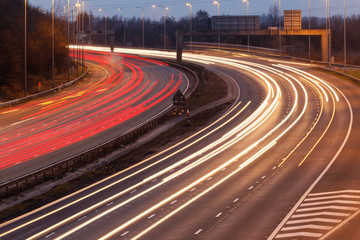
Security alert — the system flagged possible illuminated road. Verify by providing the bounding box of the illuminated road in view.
[0,50,188,183]
[0,48,359,240]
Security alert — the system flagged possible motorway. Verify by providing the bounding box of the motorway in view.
[0,50,189,183]
[0,48,359,240]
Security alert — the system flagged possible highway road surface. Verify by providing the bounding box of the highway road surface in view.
[0,50,189,183]
[0,47,359,240]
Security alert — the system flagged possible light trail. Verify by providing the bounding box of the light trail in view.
[1,47,347,240]
[51,53,313,240]
[0,51,183,169]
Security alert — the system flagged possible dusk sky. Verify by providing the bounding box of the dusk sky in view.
[30,0,359,21]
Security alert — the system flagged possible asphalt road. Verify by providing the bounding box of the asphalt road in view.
[0,50,189,184]
[0,48,359,240]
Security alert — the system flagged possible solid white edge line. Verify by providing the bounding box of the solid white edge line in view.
[267,82,353,240]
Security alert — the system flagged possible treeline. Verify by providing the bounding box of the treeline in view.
[2,2,360,100]
[0,0,67,100]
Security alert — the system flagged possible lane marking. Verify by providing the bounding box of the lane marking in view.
[305,194,360,202]
[296,205,359,212]
[120,231,129,237]
[275,231,322,238]
[286,218,341,224]
[282,224,332,231]
[300,200,360,207]
[292,211,351,218]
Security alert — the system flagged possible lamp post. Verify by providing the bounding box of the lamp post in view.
[137,6,145,48]
[186,3,192,49]
[243,0,249,53]
[158,6,169,49]
[99,8,106,45]
[279,0,281,56]
[24,0,27,96]
[118,8,126,47]
[308,0,311,60]
[81,0,85,73]
[344,0,346,73]
[213,1,220,48]
[164,7,169,49]
[328,0,331,67]
[52,0,55,88]
[67,0,70,82]
[75,2,80,77]
[152,5,156,22]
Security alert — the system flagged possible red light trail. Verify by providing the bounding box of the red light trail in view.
[0,51,182,170]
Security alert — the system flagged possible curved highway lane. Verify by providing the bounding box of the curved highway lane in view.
[0,50,189,183]
[0,48,356,240]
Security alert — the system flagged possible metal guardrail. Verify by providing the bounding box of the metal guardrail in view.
[0,109,174,197]
[0,69,88,109]
[0,63,198,197]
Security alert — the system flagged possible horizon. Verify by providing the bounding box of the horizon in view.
[29,0,360,21]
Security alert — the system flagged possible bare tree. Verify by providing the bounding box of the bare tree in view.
[268,3,279,27]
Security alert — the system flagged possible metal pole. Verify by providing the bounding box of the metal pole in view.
[76,4,79,77]
[308,0,311,60]
[152,5,156,23]
[142,9,144,48]
[247,0,249,53]
[67,0,70,82]
[344,0,346,73]
[217,3,220,48]
[24,0,27,96]
[52,0,55,88]
[186,3,192,49]
[89,12,91,43]
[82,0,84,73]
[72,5,75,46]
[123,10,126,47]
[190,4,192,48]
[279,0,281,56]
[325,0,328,63]
[137,7,145,48]
[164,8,166,49]
[328,0,331,68]
[213,1,220,48]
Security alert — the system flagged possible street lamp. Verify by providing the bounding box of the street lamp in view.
[279,0,281,55]
[243,0,249,53]
[158,6,169,49]
[325,0,331,66]
[186,3,192,49]
[308,0,311,60]
[99,8,107,45]
[152,5,156,22]
[137,6,145,48]
[213,1,220,48]
[67,0,70,82]
[344,0,346,73]
[24,0,27,96]
[118,8,126,47]
[75,2,81,77]
[52,0,55,88]
[164,7,169,49]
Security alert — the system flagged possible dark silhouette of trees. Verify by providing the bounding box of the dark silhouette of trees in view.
[2,2,360,100]
[0,0,67,100]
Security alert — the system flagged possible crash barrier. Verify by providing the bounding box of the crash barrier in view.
[0,109,174,197]
[0,62,198,197]
[0,68,88,109]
